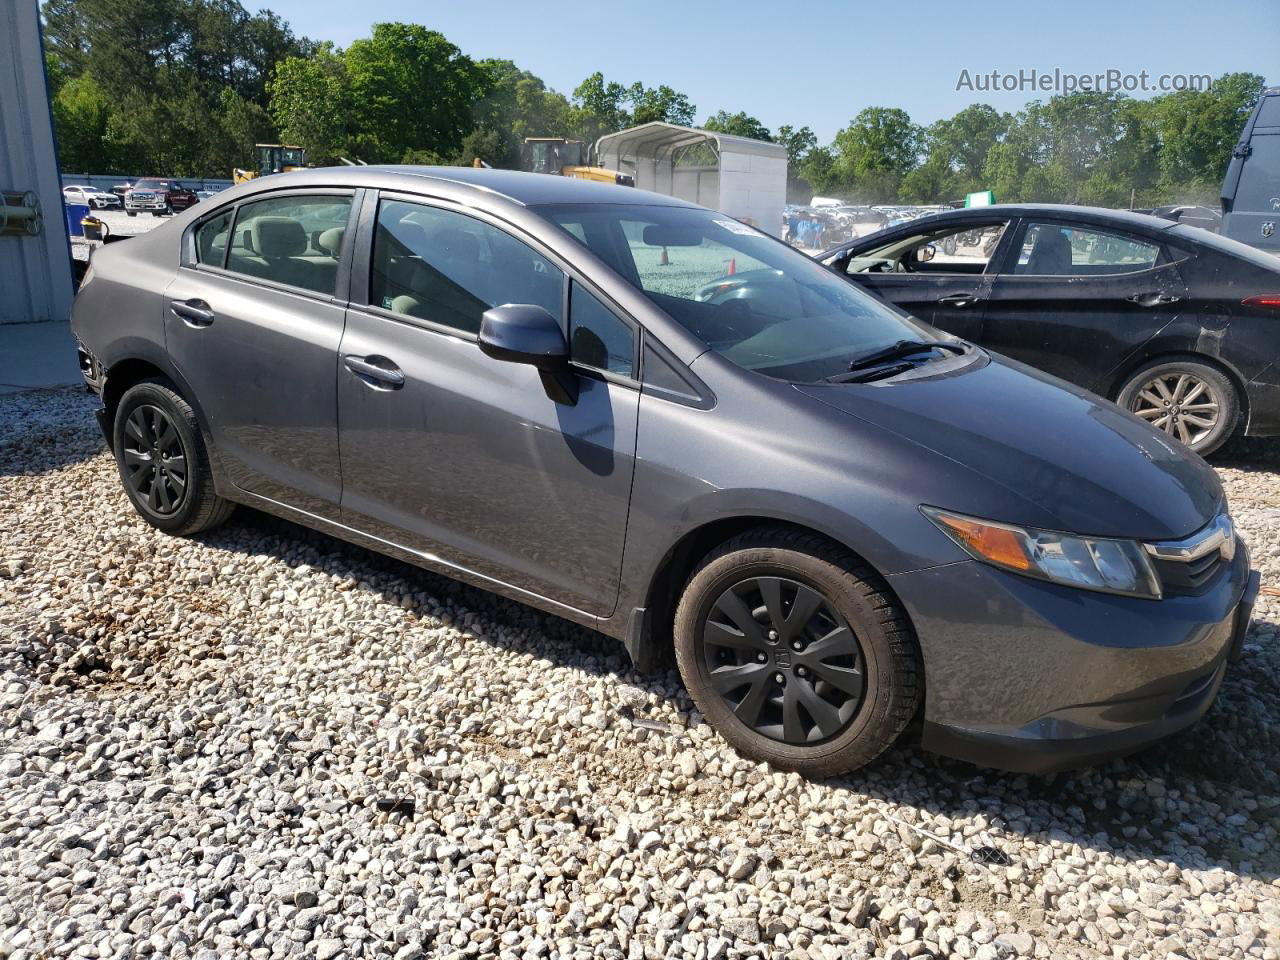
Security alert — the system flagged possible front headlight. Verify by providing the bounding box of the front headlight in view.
[921,506,1162,600]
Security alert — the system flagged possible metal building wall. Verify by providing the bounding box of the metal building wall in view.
[0,0,73,325]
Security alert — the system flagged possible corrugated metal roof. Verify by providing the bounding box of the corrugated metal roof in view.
[596,122,788,162]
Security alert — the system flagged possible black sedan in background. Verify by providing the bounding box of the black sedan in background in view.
[808,205,1280,455]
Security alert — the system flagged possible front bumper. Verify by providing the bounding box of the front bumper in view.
[125,198,167,211]
[890,542,1256,774]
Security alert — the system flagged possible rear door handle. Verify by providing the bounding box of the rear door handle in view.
[1126,292,1182,307]
[171,299,215,327]
[344,354,405,390]
[937,294,980,308]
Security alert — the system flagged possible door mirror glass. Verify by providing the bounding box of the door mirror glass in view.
[917,243,937,263]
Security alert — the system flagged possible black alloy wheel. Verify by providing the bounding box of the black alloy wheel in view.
[112,378,235,535]
[120,403,188,516]
[703,576,865,745]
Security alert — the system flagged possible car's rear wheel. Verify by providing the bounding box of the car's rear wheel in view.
[112,379,234,535]
[673,528,921,776]
[1117,358,1239,456]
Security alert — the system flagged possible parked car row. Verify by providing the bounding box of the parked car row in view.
[61,185,120,210]
[63,179,224,218]
[71,168,1259,778]
[124,179,199,217]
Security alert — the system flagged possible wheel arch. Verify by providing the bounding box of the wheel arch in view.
[623,514,916,675]
[102,353,217,461]
[1105,348,1249,432]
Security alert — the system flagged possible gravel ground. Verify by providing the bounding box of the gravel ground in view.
[2,388,1279,960]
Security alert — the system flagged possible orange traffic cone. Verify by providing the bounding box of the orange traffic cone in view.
[728,257,736,275]
[659,246,669,266]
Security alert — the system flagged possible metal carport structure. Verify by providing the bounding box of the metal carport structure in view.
[595,123,788,237]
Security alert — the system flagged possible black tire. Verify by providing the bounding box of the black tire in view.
[126,211,137,217]
[1116,358,1240,457]
[112,379,234,535]
[673,527,921,776]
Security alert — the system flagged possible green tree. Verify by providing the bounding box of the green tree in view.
[343,23,487,163]
[702,110,772,141]
[797,145,838,196]
[830,107,923,201]
[51,73,113,171]
[569,73,696,145]
[268,44,354,163]
[775,124,816,169]
[915,103,1009,198]
[469,59,574,167]
[631,84,695,126]
[571,72,633,143]
[1151,72,1266,189]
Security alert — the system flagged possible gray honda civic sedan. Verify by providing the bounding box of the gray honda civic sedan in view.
[71,167,1259,775]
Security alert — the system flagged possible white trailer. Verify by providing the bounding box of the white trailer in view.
[595,122,788,237]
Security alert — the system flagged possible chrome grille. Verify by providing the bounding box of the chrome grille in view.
[1145,513,1233,596]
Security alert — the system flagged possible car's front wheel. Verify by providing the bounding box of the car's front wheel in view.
[126,210,137,217]
[112,379,234,535]
[673,528,921,776]
[1117,358,1239,456]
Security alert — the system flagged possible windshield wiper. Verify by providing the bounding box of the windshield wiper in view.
[844,339,965,372]
[821,339,968,384]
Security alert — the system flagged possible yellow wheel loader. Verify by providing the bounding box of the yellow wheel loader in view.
[520,138,634,187]
[233,144,308,185]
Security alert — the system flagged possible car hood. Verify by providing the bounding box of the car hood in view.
[795,353,1222,541]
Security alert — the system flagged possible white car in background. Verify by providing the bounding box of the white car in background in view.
[62,185,121,210]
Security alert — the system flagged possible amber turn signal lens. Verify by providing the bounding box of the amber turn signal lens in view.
[931,514,1033,571]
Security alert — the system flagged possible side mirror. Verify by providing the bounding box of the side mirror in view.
[479,304,578,405]
[917,243,937,263]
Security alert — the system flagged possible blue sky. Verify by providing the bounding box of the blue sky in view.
[267,0,1277,142]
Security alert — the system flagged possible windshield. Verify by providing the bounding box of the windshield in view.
[537,202,936,381]
[134,180,168,189]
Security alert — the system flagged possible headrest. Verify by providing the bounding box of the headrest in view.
[317,227,345,257]
[389,219,428,253]
[437,227,482,261]
[250,216,307,258]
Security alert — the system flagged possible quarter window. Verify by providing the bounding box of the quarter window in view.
[194,210,233,267]
[371,200,563,334]
[1013,223,1160,275]
[225,194,352,295]
[569,283,634,377]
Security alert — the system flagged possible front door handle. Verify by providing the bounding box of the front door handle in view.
[937,294,980,308]
[1126,292,1183,307]
[171,299,215,327]
[344,354,405,390]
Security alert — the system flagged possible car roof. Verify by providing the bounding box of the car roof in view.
[242,165,695,209]
[922,203,1178,231]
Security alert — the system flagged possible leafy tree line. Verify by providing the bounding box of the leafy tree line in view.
[700,76,1266,206]
[43,2,1266,209]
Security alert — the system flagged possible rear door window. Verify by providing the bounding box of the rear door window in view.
[1011,223,1160,276]
[195,210,233,267]
[225,194,352,295]
[370,199,563,334]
